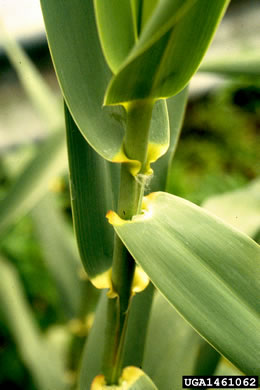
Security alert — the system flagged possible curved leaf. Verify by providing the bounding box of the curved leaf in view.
[150,87,188,193]
[143,292,219,390]
[0,257,68,390]
[0,28,67,237]
[65,103,116,287]
[130,0,159,38]
[79,286,154,389]
[108,192,260,375]
[0,130,67,236]
[78,292,106,390]
[40,0,123,160]
[40,0,169,163]
[65,99,168,286]
[200,50,260,78]
[122,284,154,369]
[32,194,82,318]
[0,23,61,128]
[94,0,135,73]
[105,0,230,104]
[214,360,249,390]
[139,0,159,33]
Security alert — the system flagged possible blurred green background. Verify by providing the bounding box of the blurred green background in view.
[0,0,259,389]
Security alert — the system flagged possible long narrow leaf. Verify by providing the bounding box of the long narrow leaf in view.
[139,0,159,33]
[108,191,260,375]
[78,292,107,390]
[40,0,169,164]
[203,178,260,238]
[65,104,115,287]
[105,0,230,104]
[79,286,154,389]
[65,99,168,287]
[40,0,123,160]
[0,257,68,390]
[122,284,154,369]
[150,87,188,192]
[130,0,159,38]
[0,130,67,236]
[94,0,135,73]
[200,50,260,78]
[143,292,219,389]
[31,194,82,318]
[0,23,61,128]
[214,360,249,390]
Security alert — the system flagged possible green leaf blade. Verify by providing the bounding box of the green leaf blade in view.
[150,87,188,192]
[203,178,260,238]
[0,25,61,128]
[139,0,159,33]
[32,194,82,318]
[200,50,260,78]
[130,0,159,37]
[0,257,68,390]
[94,0,135,73]
[40,0,124,161]
[105,0,230,105]
[143,292,219,390]
[79,286,154,389]
[109,192,260,375]
[0,130,67,236]
[65,103,116,286]
[41,0,169,165]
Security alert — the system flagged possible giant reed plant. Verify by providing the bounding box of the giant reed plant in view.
[1,1,259,389]
[39,0,260,388]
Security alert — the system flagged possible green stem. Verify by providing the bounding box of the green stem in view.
[103,100,154,385]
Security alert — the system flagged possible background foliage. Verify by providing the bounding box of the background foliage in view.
[0,0,259,388]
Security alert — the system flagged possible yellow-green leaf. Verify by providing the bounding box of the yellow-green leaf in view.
[129,0,160,39]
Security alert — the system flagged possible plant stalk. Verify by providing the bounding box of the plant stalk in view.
[103,100,154,385]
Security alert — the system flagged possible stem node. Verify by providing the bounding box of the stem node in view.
[102,100,154,385]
